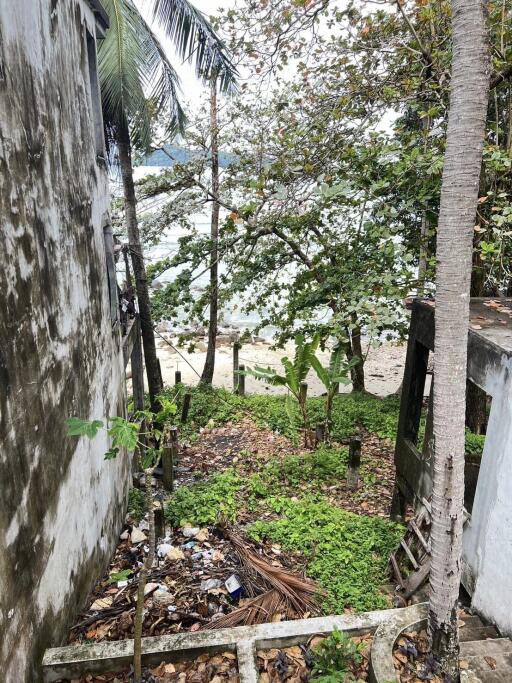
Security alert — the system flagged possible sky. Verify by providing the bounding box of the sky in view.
[136,0,238,115]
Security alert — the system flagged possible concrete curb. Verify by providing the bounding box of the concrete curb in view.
[369,602,428,683]
[43,607,406,682]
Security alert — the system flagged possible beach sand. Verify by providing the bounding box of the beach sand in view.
[151,336,407,397]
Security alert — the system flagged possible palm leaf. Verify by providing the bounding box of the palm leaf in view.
[99,0,185,151]
[285,393,298,426]
[329,345,345,378]
[151,0,237,92]
[282,357,300,395]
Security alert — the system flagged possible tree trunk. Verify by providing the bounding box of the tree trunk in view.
[466,168,488,434]
[133,467,156,682]
[465,380,487,434]
[201,76,220,384]
[429,1,489,677]
[118,124,163,408]
[344,326,365,392]
[418,211,430,292]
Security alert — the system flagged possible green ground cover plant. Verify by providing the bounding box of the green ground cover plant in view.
[247,446,348,504]
[248,496,404,613]
[167,384,402,443]
[165,468,241,526]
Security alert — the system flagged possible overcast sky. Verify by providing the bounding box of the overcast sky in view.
[136,0,238,115]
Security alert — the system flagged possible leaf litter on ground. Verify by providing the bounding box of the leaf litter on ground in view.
[65,412,399,681]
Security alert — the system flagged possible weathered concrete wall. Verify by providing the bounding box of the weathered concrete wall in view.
[0,1,130,680]
[463,354,512,635]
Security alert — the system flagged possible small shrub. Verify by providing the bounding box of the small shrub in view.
[464,428,485,459]
[246,447,348,510]
[311,627,363,682]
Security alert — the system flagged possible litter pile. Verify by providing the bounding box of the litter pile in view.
[69,523,321,645]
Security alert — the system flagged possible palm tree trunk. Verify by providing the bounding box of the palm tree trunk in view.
[201,76,220,384]
[118,123,163,408]
[466,167,489,434]
[429,0,489,676]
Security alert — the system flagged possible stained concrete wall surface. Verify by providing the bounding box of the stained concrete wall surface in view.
[463,354,512,635]
[0,1,130,680]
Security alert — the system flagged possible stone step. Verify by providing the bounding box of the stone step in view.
[461,615,486,628]
[460,626,501,642]
[460,638,512,682]
[460,638,512,658]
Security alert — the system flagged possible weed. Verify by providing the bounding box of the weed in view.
[128,487,145,522]
[464,429,485,459]
[165,469,241,526]
[162,385,244,441]
[160,384,403,445]
[248,496,404,612]
[247,447,348,506]
[311,627,363,682]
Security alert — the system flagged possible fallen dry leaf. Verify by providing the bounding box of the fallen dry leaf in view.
[90,597,113,610]
[484,655,497,670]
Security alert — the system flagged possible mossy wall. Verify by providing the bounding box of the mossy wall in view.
[0,2,129,680]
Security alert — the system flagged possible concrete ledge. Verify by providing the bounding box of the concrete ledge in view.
[43,607,401,682]
[369,602,428,683]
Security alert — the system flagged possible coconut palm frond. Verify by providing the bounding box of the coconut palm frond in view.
[151,0,238,93]
[99,0,185,151]
[139,18,187,139]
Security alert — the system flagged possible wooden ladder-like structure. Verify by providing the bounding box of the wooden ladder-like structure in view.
[389,499,472,603]
[389,499,432,603]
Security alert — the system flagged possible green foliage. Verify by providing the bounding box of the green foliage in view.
[165,384,402,446]
[67,396,177,466]
[107,569,133,585]
[162,384,244,440]
[165,469,241,526]
[464,429,485,459]
[244,334,322,443]
[128,487,146,521]
[66,418,104,439]
[247,447,348,503]
[246,393,401,443]
[311,628,363,682]
[248,496,403,612]
[99,0,185,151]
[108,417,140,451]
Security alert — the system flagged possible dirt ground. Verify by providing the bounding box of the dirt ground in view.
[60,416,398,683]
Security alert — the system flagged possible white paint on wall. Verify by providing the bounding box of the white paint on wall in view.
[0,1,130,680]
[463,356,512,634]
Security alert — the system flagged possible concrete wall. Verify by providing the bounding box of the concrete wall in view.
[463,354,512,635]
[0,1,130,680]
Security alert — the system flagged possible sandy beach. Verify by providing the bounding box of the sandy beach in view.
[151,335,407,397]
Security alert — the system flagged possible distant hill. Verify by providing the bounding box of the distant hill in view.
[140,144,235,168]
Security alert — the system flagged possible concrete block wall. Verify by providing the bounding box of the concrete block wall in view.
[0,1,130,680]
